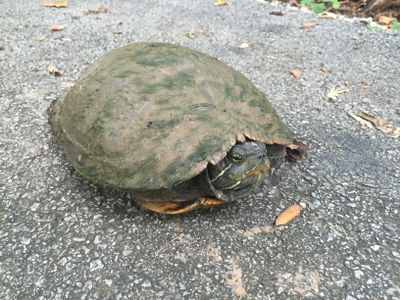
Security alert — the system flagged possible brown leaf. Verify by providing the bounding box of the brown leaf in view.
[43,0,68,8]
[320,66,332,74]
[59,37,72,42]
[319,13,336,19]
[185,32,195,39]
[214,0,228,6]
[378,15,395,25]
[0,43,4,50]
[275,204,301,226]
[270,11,285,16]
[87,5,108,14]
[365,0,400,12]
[286,140,307,161]
[348,112,374,129]
[351,35,361,40]
[48,64,61,76]
[301,23,314,29]
[241,225,273,238]
[327,85,349,101]
[98,6,108,13]
[36,36,46,42]
[51,24,64,31]
[356,112,400,138]
[361,80,369,91]
[290,69,301,78]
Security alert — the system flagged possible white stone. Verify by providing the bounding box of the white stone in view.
[90,259,104,271]
[179,283,186,290]
[84,280,93,290]
[122,249,132,256]
[371,245,380,251]
[141,280,151,287]
[30,203,40,211]
[35,276,45,287]
[94,235,101,244]
[73,237,85,242]
[104,279,112,287]
[20,237,31,245]
[354,270,363,279]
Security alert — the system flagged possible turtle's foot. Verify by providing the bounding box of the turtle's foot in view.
[138,198,226,215]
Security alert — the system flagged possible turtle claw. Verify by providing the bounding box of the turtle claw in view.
[139,198,226,215]
[138,200,200,215]
[198,198,226,206]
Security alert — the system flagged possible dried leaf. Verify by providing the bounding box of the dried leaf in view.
[0,43,4,50]
[356,112,400,138]
[361,80,369,91]
[348,111,374,129]
[242,225,273,238]
[185,32,194,39]
[301,23,314,29]
[48,64,61,76]
[320,66,332,74]
[98,6,108,13]
[290,69,301,78]
[378,15,395,25]
[36,36,46,42]
[365,0,400,13]
[59,37,72,42]
[275,204,301,226]
[286,140,307,161]
[238,43,249,49]
[51,24,64,31]
[43,0,68,8]
[87,5,108,14]
[327,85,349,101]
[270,11,285,16]
[351,35,361,40]
[319,13,336,19]
[214,0,228,6]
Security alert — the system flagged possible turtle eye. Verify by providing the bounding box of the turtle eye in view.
[230,153,243,163]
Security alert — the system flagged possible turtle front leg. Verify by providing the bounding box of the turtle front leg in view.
[138,198,226,215]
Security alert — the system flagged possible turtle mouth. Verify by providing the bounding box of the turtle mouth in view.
[207,159,270,201]
[234,161,269,190]
[231,157,270,182]
[243,159,270,178]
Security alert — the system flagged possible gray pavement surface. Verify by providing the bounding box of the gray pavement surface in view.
[1,0,399,299]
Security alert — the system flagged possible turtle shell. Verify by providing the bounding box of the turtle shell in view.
[50,42,293,191]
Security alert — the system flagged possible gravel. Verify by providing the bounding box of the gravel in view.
[1,0,399,299]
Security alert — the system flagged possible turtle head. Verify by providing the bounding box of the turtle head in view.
[207,140,270,201]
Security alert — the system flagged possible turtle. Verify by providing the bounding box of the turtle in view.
[49,42,294,214]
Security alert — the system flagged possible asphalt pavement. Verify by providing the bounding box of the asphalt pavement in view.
[0,0,399,299]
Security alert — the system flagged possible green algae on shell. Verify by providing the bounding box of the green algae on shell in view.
[50,42,293,191]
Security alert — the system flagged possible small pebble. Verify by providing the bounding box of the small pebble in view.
[354,270,363,279]
[371,245,380,251]
[90,259,104,271]
[104,279,112,287]
[141,280,151,287]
